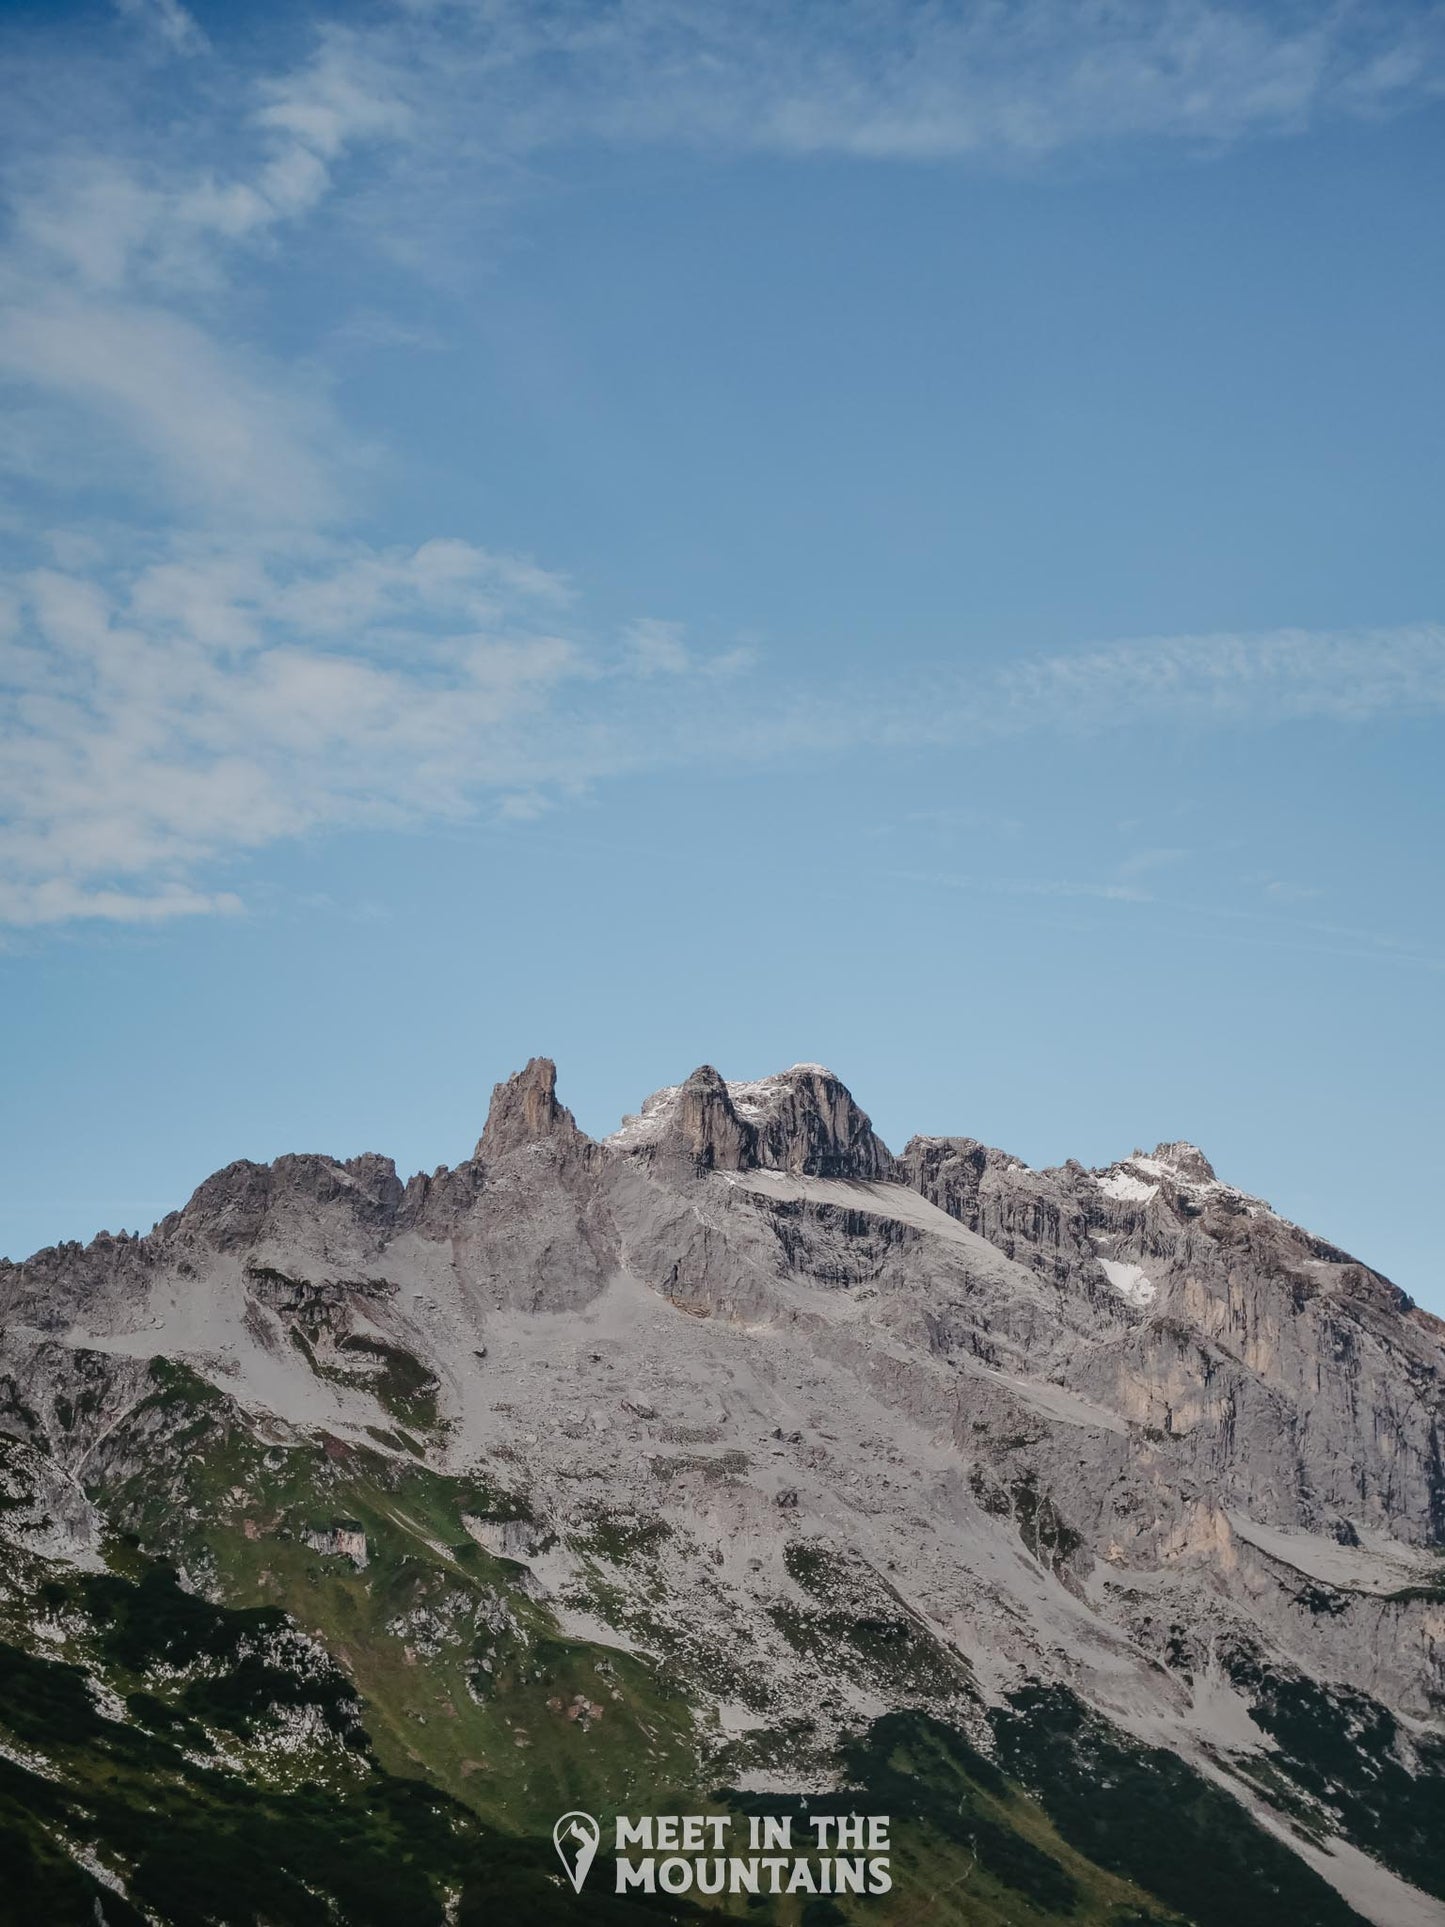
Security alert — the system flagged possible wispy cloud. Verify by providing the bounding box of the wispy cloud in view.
[903,627,1445,742]
[376,1,1445,165]
[0,536,592,924]
[1,3,1443,926]
[896,869,1154,904]
[890,864,1444,971]
[0,298,347,525]
[621,619,754,680]
[112,0,206,57]
[9,5,1444,302]
[3,593,1442,926]
[0,22,410,530]
[4,6,1444,538]
[11,28,409,294]
[624,618,691,678]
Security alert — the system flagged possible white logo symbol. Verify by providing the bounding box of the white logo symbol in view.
[553,1811,601,1892]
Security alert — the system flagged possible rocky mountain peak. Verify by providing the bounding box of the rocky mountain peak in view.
[1142,1140,1218,1185]
[728,1064,894,1179]
[474,1056,582,1161]
[1093,1141,1228,1205]
[667,1064,753,1172]
[610,1062,892,1180]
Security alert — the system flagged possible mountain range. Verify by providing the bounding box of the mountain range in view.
[1,1058,1442,1926]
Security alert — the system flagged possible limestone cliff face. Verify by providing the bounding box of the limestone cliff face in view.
[652,1065,755,1173]
[893,1130,1445,1546]
[446,1055,612,1311]
[897,1137,1094,1280]
[731,1064,894,1180]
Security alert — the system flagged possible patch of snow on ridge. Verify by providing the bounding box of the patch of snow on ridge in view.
[1093,1142,1279,1221]
[1098,1260,1156,1307]
[606,1085,681,1148]
[606,1065,840,1144]
[1097,1171,1157,1202]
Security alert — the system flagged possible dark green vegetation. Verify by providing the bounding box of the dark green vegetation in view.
[0,1534,705,1926]
[966,1465,1083,1577]
[0,1430,39,1510]
[1007,1473,1083,1573]
[80,1366,702,1835]
[769,1541,975,1701]
[335,1334,441,1431]
[242,1263,443,1431]
[69,1561,363,1742]
[1222,1645,1445,1900]
[991,1686,1370,1927]
[288,1327,441,1431]
[725,1711,1191,1925]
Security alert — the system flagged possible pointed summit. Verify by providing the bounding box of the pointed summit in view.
[1150,1141,1217,1184]
[476,1057,581,1161]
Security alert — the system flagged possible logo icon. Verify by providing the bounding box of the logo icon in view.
[553,1811,601,1892]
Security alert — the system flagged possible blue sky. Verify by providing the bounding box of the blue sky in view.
[1,0,1442,1306]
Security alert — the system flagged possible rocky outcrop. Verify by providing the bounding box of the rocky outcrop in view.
[175,1153,407,1250]
[898,1136,1093,1279]
[475,1056,584,1161]
[611,1062,893,1181]
[902,1134,1445,1549]
[302,1521,368,1568]
[732,1064,894,1180]
[666,1065,754,1172]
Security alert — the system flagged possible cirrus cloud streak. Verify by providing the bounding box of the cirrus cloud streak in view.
[3,570,1442,927]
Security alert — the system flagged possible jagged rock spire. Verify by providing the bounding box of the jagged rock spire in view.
[475,1057,580,1161]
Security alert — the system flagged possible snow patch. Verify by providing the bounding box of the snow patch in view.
[605,1085,681,1148]
[1097,1171,1158,1203]
[1098,1259,1156,1308]
[725,1067,825,1121]
[607,1066,841,1145]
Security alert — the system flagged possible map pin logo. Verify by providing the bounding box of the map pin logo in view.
[553,1811,601,1892]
